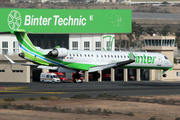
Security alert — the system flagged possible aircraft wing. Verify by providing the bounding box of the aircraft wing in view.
[88,51,135,72]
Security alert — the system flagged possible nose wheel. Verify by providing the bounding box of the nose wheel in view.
[162,74,167,77]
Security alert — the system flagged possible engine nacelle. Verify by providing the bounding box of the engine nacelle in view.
[48,48,68,58]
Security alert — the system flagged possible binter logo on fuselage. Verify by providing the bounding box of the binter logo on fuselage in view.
[128,53,156,64]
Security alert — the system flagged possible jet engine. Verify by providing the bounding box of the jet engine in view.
[48,48,68,58]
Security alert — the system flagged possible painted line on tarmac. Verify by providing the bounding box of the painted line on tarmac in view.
[0,91,67,94]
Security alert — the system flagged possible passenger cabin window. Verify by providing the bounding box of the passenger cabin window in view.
[77,54,78,57]
[69,54,71,56]
[85,54,86,57]
[117,55,119,58]
[73,54,75,57]
[114,55,116,58]
[124,55,126,58]
[101,55,103,58]
[121,55,122,58]
[104,55,106,57]
[111,55,113,58]
[108,55,110,58]
[97,55,98,57]
[80,54,82,57]
[91,54,93,57]
[88,54,90,57]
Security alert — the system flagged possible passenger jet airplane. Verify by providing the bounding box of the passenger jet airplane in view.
[2,30,173,79]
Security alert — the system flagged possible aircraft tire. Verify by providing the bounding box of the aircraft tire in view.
[92,72,100,79]
[73,79,76,83]
[162,74,167,77]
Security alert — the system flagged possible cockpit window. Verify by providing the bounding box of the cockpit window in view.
[164,56,168,59]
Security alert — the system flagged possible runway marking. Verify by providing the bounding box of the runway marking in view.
[0,91,67,94]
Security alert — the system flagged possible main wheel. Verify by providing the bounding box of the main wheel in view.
[92,73,100,79]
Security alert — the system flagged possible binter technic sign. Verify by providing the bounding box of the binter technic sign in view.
[0,9,132,33]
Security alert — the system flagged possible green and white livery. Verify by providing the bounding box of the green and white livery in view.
[4,30,173,79]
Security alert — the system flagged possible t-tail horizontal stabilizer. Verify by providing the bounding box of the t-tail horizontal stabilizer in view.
[4,55,38,66]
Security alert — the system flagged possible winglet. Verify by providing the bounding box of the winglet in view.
[4,55,15,64]
[130,51,135,61]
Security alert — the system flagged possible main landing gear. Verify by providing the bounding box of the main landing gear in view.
[92,72,100,79]
[73,72,80,83]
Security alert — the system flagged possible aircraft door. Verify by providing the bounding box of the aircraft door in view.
[157,56,162,66]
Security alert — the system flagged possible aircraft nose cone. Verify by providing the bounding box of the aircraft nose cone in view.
[170,61,174,68]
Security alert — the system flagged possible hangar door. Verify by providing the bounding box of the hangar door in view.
[29,34,69,49]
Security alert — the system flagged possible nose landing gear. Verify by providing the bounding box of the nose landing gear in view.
[162,69,168,77]
[162,74,167,77]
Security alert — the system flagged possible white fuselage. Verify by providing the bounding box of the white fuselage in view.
[53,50,173,69]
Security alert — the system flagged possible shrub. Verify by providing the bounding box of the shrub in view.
[38,96,60,100]
[149,117,156,120]
[26,97,37,100]
[126,112,134,116]
[96,92,117,99]
[175,117,180,120]
[3,97,15,102]
[70,94,91,99]
[39,96,50,100]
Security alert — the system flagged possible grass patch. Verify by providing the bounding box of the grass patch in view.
[70,94,92,99]
[6,86,29,90]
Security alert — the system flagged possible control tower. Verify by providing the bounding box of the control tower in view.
[142,35,177,81]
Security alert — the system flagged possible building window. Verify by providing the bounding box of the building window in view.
[12,70,23,73]
[72,41,78,50]
[0,70,5,72]
[84,41,90,50]
[2,41,8,54]
[106,41,111,51]
[95,41,101,51]
[177,72,180,76]
[13,41,19,54]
